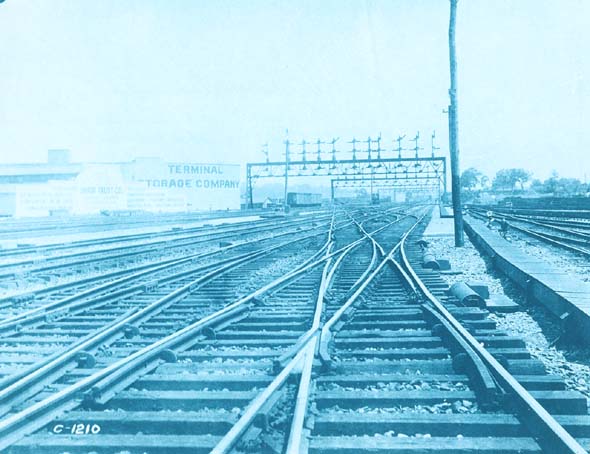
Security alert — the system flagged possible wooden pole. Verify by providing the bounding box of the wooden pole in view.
[449,0,464,246]
[283,139,290,212]
[246,164,254,209]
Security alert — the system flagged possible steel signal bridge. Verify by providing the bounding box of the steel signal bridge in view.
[245,132,447,208]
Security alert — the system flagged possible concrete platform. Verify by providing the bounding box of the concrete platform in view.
[464,215,590,345]
[423,206,455,237]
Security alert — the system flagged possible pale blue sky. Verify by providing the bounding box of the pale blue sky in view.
[0,1,588,180]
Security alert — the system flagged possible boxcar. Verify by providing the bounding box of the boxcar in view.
[287,192,322,207]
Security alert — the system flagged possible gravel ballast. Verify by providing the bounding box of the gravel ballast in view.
[424,233,590,404]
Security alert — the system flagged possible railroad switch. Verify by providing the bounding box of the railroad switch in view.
[75,351,96,368]
[416,239,430,248]
[123,324,139,339]
[160,349,177,363]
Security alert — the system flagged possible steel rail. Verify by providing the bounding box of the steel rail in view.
[528,218,590,231]
[285,217,389,454]
[0,223,338,398]
[214,212,384,454]
[0,213,314,260]
[349,215,386,257]
[272,217,403,371]
[469,207,590,242]
[502,213,590,242]
[218,208,490,453]
[0,253,189,309]
[510,224,590,255]
[0,214,334,278]
[469,206,590,232]
[211,333,313,454]
[214,238,337,454]
[0,210,256,238]
[0,248,275,335]
[316,211,423,367]
[0,213,333,306]
[0,209,393,451]
[0,307,138,416]
[0,217,335,331]
[84,224,337,408]
[0,250,272,417]
[0,218,343,420]
[0,256,206,331]
[318,234,403,369]
[470,205,590,221]
[469,209,590,257]
[89,212,384,454]
[0,217,341,451]
[285,214,424,453]
[387,217,502,408]
[399,217,587,453]
[219,213,414,453]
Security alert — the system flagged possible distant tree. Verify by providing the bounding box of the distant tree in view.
[461,167,482,190]
[492,168,531,192]
[530,178,544,193]
[542,170,560,193]
[511,169,531,190]
[480,175,490,189]
[555,177,584,196]
[528,171,584,196]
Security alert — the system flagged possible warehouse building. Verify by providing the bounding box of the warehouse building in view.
[0,151,241,217]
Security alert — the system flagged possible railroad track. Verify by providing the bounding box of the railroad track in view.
[471,206,590,222]
[469,207,590,259]
[1,206,589,453]
[0,208,402,450]
[0,214,333,289]
[0,213,329,264]
[299,218,588,453]
[0,216,343,399]
[0,214,337,313]
[0,211,262,241]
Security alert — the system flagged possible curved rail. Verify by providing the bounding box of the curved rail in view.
[0,208,394,451]
[207,209,425,453]
[0,216,336,330]
[5,206,584,453]
[0,216,338,450]
[398,216,586,453]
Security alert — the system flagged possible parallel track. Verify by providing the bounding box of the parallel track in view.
[1,206,589,453]
[0,214,339,319]
[469,207,590,259]
[0,214,332,287]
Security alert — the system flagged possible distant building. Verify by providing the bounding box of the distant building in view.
[0,151,241,217]
[262,197,282,209]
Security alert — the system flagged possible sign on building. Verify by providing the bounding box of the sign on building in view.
[125,158,241,212]
[74,164,127,214]
[9,158,241,216]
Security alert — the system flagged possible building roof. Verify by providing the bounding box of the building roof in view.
[0,163,83,184]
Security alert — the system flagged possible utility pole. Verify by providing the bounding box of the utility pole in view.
[431,132,442,204]
[283,134,290,213]
[448,0,464,246]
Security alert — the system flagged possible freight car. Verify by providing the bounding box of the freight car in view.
[287,192,322,207]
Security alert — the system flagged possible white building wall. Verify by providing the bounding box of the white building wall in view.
[8,159,241,217]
